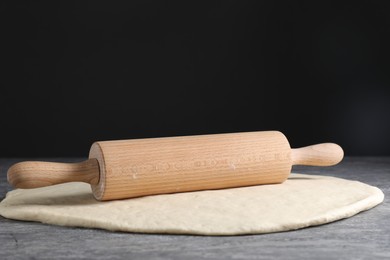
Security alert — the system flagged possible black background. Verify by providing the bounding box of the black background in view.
[1,1,390,157]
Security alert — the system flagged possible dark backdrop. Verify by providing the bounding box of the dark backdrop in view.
[1,1,390,157]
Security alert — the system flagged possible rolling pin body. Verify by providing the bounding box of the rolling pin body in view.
[8,131,344,201]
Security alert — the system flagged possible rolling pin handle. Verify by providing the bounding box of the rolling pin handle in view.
[7,159,100,189]
[291,143,344,166]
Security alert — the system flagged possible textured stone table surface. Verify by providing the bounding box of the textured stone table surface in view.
[0,157,389,260]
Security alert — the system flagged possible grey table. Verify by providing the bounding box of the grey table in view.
[0,157,389,260]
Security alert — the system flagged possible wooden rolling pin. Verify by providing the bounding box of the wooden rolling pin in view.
[7,131,344,201]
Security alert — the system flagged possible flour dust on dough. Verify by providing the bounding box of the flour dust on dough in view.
[0,173,384,235]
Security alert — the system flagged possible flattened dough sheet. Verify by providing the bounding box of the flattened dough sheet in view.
[0,173,384,235]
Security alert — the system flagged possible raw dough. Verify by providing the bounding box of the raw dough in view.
[0,173,384,235]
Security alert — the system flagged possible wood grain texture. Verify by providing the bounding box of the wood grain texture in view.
[5,131,344,201]
[0,157,388,260]
[89,131,292,200]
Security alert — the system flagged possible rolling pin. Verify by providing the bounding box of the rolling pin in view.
[7,131,344,201]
